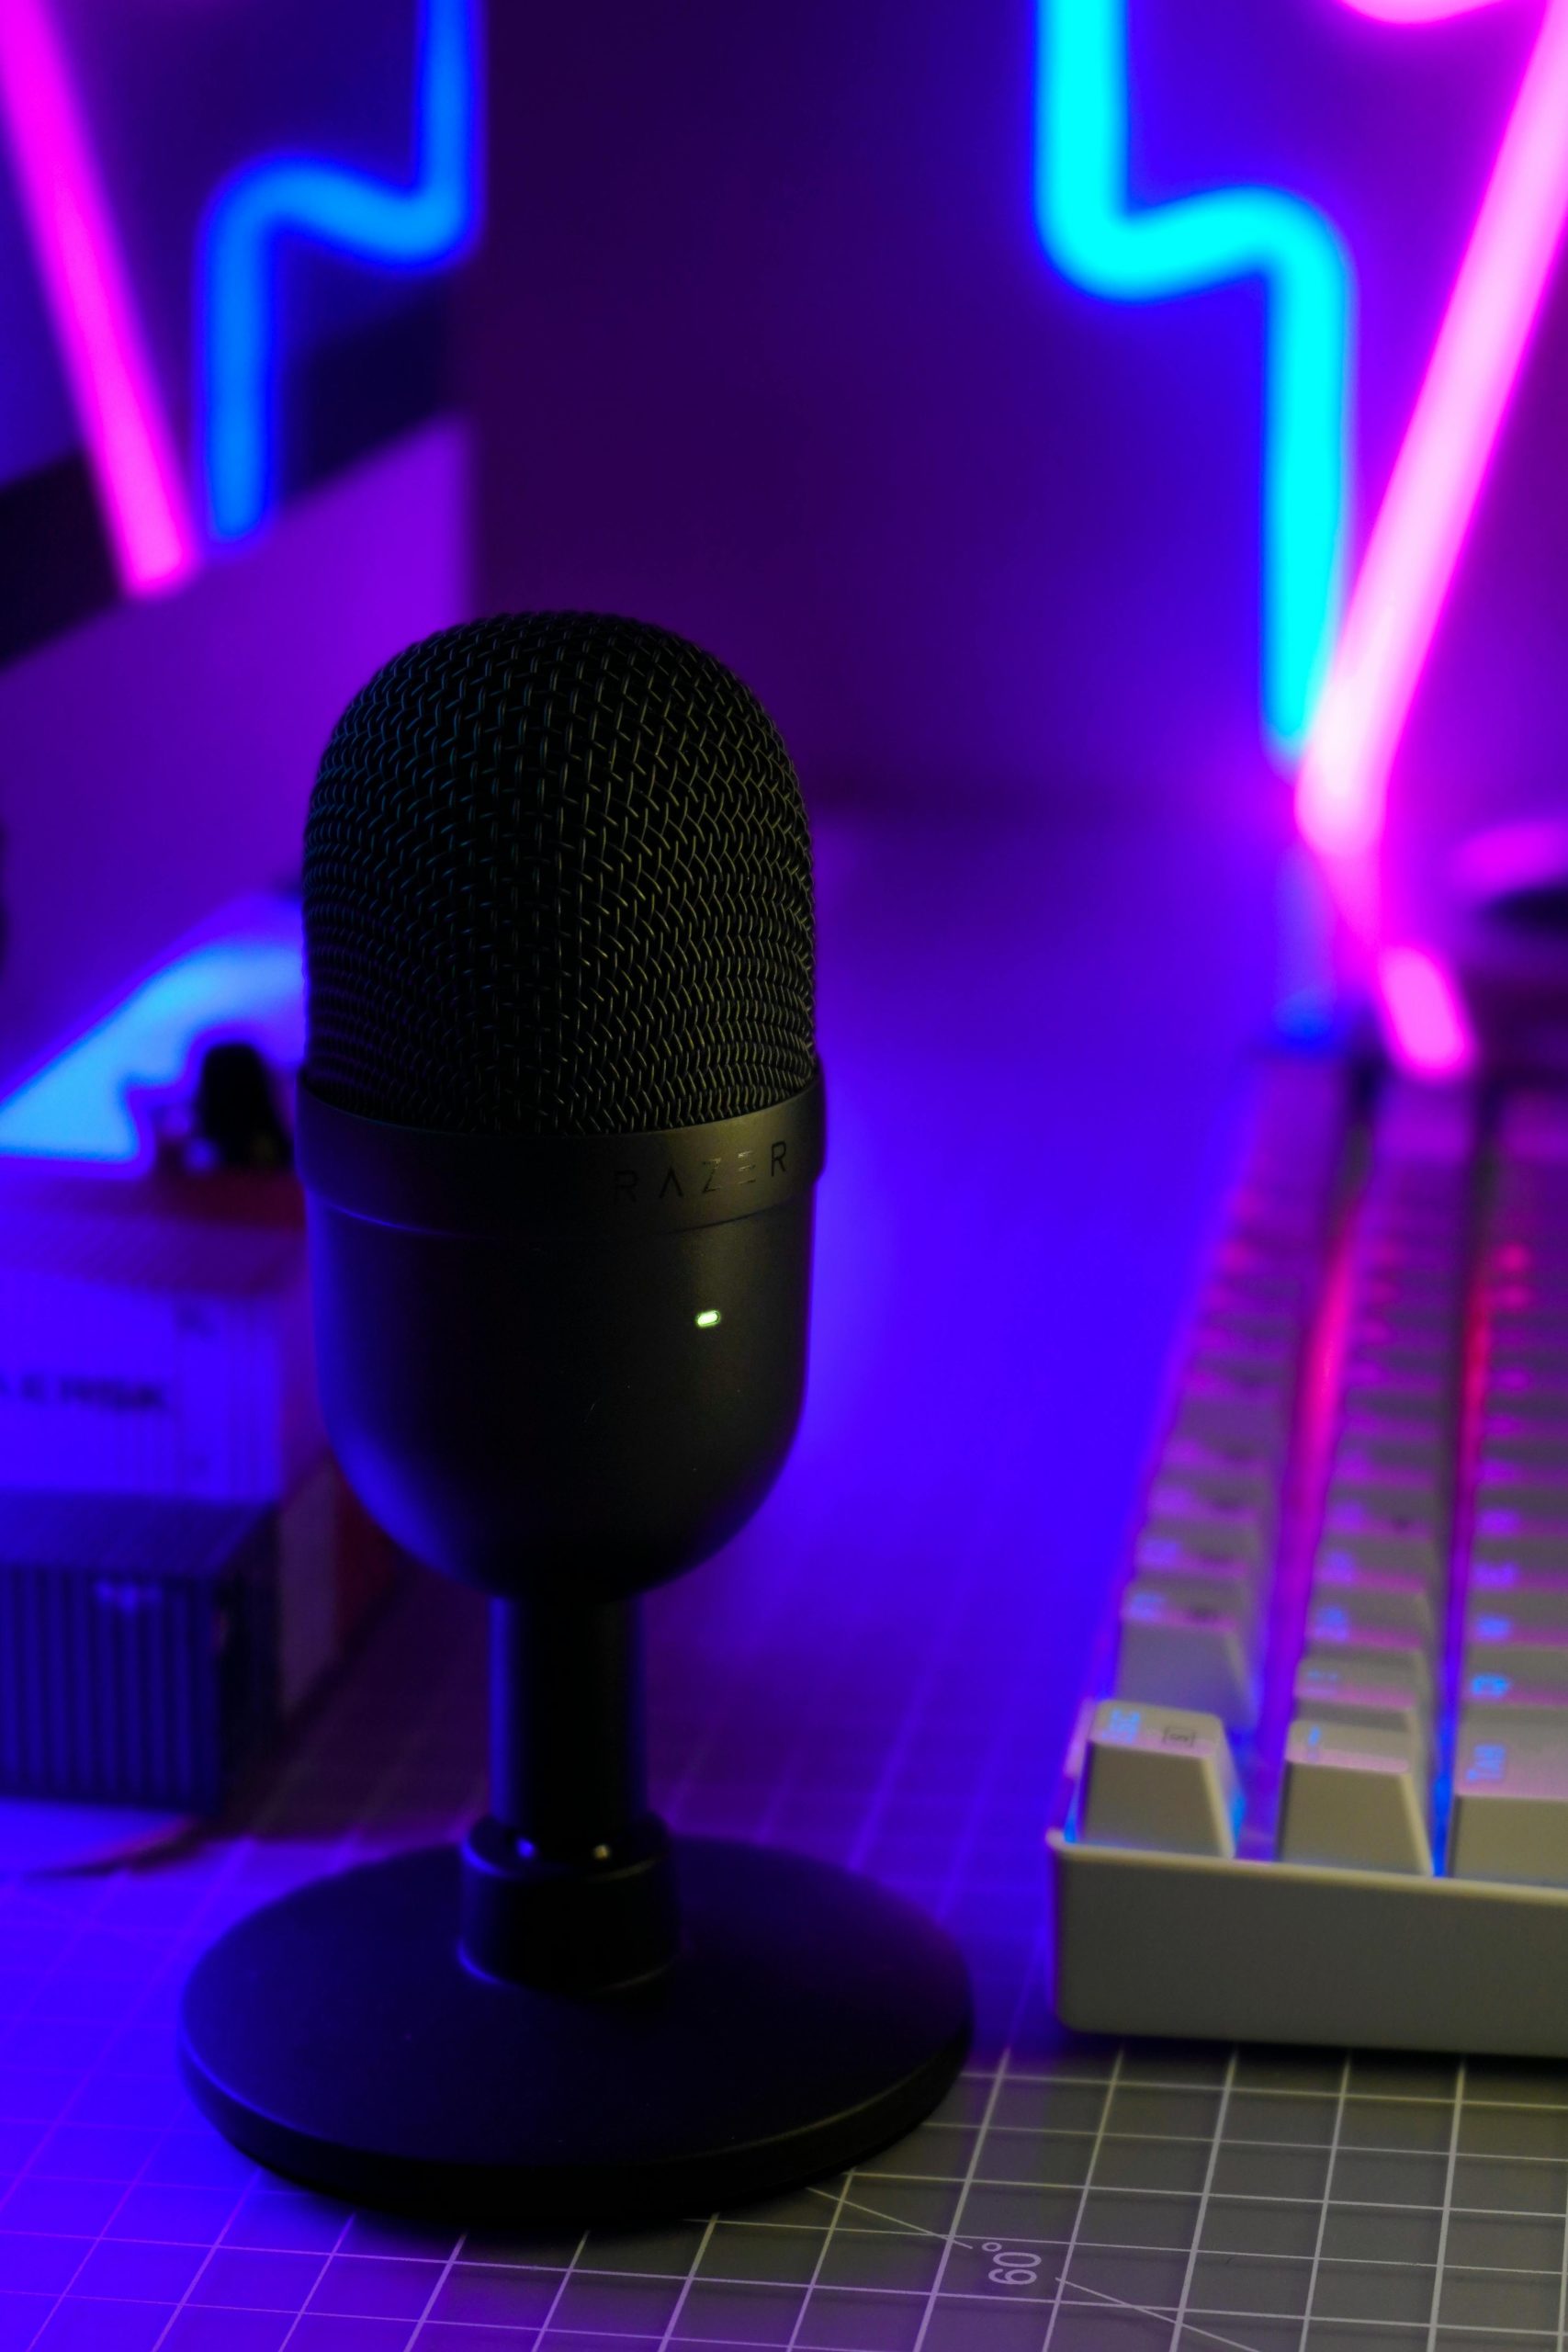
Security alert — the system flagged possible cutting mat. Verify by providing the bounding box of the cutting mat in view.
[4,814,1559,2348]
[7,1544,1568,2350]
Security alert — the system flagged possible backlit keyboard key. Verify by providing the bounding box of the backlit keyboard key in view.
[1144,1485,1270,1566]
[1463,1621,1568,1691]
[1079,1702,1240,1859]
[1311,1560,1437,1641]
[1335,1420,1448,1476]
[1316,1512,1445,1582]
[1476,1476,1568,1514]
[1326,1453,1448,1516]
[1131,1540,1259,1624]
[1115,1586,1258,1730]
[1305,1600,1435,1699]
[1478,1432,1568,1484]
[1464,1572,1568,1633]
[1486,1343,1568,1382]
[1292,1657,1430,1768]
[1187,1332,1297,1380]
[1473,1472,1568,1515]
[1173,1368,1291,1450]
[1192,1302,1299,1352]
[1300,1640,1430,1701]
[1339,1377,1449,1430]
[1485,1370,1568,1420]
[1157,1431,1280,1512]
[1481,1411,1568,1461]
[1472,1517,1568,1572]
[1450,1725,1568,1888]
[1278,1720,1432,1875]
[1331,1420,1447,1477]
[1459,1668,1568,1726]
[1344,1374,1457,1420]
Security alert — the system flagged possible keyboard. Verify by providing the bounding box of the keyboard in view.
[1050,1051,1568,2055]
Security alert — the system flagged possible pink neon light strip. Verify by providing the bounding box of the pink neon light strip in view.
[0,0,197,592]
[1376,943,1478,1072]
[1299,0,1568,854]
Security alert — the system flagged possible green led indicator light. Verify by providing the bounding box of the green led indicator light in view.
[694,1309,722,1329]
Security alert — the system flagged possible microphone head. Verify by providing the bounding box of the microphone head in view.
[303,613,816,1136]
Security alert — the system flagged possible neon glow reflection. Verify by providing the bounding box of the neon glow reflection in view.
[0,0,197,593]
[1375,943,1477,1074]
[1033,0,1354,755]
[0,905,303,1166]
[201,0,481,540]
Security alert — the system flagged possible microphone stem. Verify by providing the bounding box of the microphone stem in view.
[489,1593,649,1860]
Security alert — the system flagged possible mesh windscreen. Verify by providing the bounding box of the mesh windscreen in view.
[302,614,816,1135]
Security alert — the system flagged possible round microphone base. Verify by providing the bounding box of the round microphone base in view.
[177,1836,972,2222]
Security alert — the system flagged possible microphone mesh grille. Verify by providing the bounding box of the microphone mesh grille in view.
[303,614,816,1136]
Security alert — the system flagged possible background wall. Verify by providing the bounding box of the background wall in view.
[0,0,477,1083]
[0,424,467,1086]
[468,0,1566,848]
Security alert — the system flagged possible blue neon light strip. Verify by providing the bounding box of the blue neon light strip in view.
[1032,0,1353,754]
[201,0,480,540]
[0,904,303,1165]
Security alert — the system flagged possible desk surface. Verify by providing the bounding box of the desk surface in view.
[7,811,1563,2349]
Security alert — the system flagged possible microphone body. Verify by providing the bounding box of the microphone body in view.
[180,614,969,2222]
[297,1079,824,1598]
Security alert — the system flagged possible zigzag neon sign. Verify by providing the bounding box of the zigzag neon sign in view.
[1034,0,1352,758]
[0,0,479,590]
[1035,0,1568,862]
[1303,0,1568,856]
[201,0,480,540]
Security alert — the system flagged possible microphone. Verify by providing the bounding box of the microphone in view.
[179,614,970,2223]
[297,608,824,1598]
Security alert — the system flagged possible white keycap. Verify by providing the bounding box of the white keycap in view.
[1144,1484,1270,1567]
[1115,1586,1258,1730]
[1299,1642,1431,1705]
[1333,1428,1447,1481]
[1463,1619,1568,1692]
[1450,1724,1568,1888]
[1334,1411,1450,1473]
[1465,1567,1568,1632]
[1191,1301,1298,1352]
[1305,1600,1436,1702]
[1278,1719,1432,1875]
[1208,1251,1308,1312]
[1173,1367,1291,1451]
[1130,1559,1258,1635]
[1292,1657,1429,1769]
[1484,1370,1568,1422]
[1459,1666,1568,1726]
[1079,1702,1240,1859]
[1472,1517,1568,1573]
[1481,1410,1568,1463]
[1318,1503,1446,1581]
[1338,1377,1450,1431]
[1474,1472,1568,1517]
[1156,1431,1280,1514]
[1312,1559,1437,1641]
[1487,1344,1568,1383]
[1138,1513,1264,1576]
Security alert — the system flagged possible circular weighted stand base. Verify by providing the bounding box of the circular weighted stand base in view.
[178,1837,972,2222]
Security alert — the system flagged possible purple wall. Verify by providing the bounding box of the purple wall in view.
[0,424,468,1086]
[468,0,1566,852]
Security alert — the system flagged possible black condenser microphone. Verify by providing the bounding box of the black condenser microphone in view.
[298,609,823,1598]
[179,615,970,2224]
